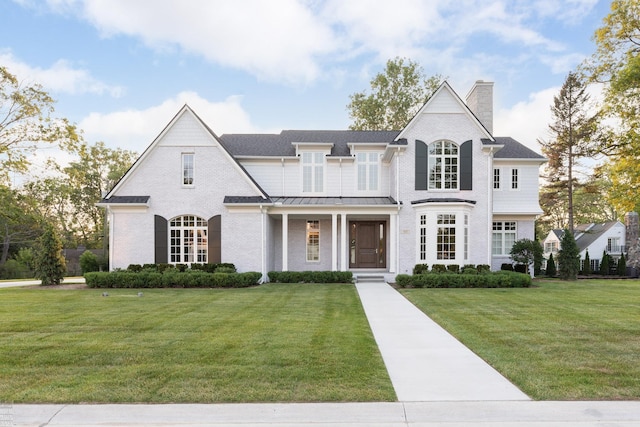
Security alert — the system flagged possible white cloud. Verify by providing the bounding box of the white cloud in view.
[0,50,124,96]
[79,92,261,152]
[494,86,557,151]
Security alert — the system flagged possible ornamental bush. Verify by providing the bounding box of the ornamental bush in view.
[395,271,531,288]
[85,271,261,288]
[267,271,353,283]
[79,250,100,274]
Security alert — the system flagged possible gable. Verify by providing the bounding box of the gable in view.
[396,81,493,142]
[105,105,267,200]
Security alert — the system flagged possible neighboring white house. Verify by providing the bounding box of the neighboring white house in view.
[98,81,546,281]
[542,221,626,272]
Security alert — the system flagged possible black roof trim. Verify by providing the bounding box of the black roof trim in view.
[223,196,272,204]
[411,198,477,205]
[100,196,150,204]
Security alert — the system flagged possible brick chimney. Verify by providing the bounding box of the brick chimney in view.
[465,80,494,134]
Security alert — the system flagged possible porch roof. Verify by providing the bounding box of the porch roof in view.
[272,196,398,206]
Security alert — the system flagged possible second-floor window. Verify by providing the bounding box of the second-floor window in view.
[493,168,500,189]
[545,241,558,253]
[357,152,379,191]
[511,168,519,189]
[302,152,323,193]
[428,140,458,190]
[182,153,194,186]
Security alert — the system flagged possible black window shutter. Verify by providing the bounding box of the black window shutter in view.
[208,215,221,264]
[415,140,428,190]
[154,215,168,263]
[460,140,473,190]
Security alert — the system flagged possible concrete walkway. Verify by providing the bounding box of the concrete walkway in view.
[355,281,529,401]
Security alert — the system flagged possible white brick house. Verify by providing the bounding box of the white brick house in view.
[99,81,545,280]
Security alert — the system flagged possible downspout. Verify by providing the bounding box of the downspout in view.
[260,204,266,283]
[396,146,401,274]
[487,147,494,268]
[281,158,285,196]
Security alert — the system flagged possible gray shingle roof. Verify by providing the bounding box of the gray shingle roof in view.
[493,137,545,159]
[411,198,477,205]
[553,221,620,252]
[99,196,150,204]
[220,130,401,157]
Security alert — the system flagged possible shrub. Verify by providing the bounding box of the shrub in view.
[127,264,143,273]
[546,253,556,277]
[461,265,478,275]
[0,259,31,279]
[267,271,353,283]
[514,264,527,274]
[558,229,580,280]
[79,250,100,274]
[34,225,66,286]
[617,253,627,276]
[446,264,460,273]
[431,264,447,273]
[476,264,491,274]
[394,271,531,288]
[582,250,592,275]
[85,271,261,288]
[413,264,429,274]
[501,263,514,271]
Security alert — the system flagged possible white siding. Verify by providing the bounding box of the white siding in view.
[493,161,543,215]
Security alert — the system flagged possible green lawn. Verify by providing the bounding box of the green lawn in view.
[0,284,395,403]
[400,279,640,400]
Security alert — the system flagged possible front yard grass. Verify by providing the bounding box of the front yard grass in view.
[400,279,640,400]
[0,284,395,403]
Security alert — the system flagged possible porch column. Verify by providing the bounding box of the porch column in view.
[340,213,348,271]
[332,213,338,271]
[390,212,397,273]
[282,213,288,271]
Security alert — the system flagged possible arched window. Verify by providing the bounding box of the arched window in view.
[169,215,208,264]
[428,140,459,189]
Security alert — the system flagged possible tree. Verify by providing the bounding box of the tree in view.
[538,72,598,234]
[34,224,66,286]
[583,0,640,212]
[24,141,137,248]
[600,250,611,275]
[558,230,580,280]
[510,238,543,276]
[0,66,79,183]
[0,185,43,268]
[347,57,443,130]
[617,252,627,276]
[583,249,592,275]
[546,253,557,277]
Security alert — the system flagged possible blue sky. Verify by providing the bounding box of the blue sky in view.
[1,0,610,178]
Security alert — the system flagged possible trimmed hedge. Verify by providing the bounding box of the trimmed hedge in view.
[395,271,531,288]
[267,271,353,283]
[85,270,261,288]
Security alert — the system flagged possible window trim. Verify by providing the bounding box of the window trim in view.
[169,215,208,264]
[306,220,320,262]
[492,221,517,256]
[356,151,380,192]
[182,153,195,187]
[493,168,500,190]
[416,207,472,264]
[301,152,324,193]
[428,140,459,190]
[510,168,519,190]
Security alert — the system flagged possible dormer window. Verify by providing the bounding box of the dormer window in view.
[302,152,323,193]
[428,140,458,190]
[357,152,379,191]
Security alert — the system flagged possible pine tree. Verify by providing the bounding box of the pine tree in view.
[600,250,610,275]
[558,229,580,280]
[539,72,598,234]
[617,252,627,276]
[583,250,592,275]
[546,253,557,277]
[35,225,66,286]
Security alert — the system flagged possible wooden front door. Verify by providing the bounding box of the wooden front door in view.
[349,221,386,269]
